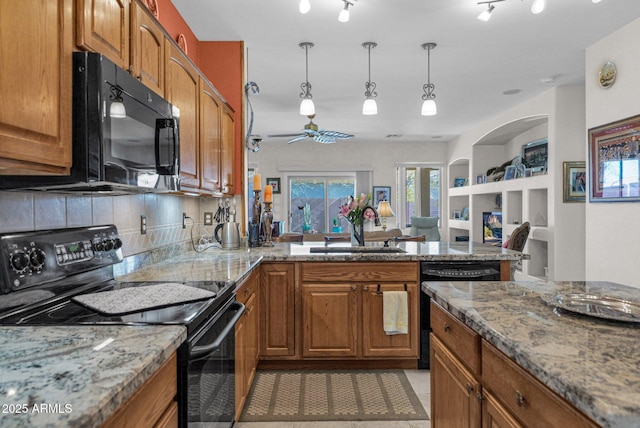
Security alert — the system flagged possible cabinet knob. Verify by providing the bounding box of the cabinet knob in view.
[443,323,451,332]
[515,391,526,407]
[351,285,357,291]
[466,383,474,395]
[363,286,369,291]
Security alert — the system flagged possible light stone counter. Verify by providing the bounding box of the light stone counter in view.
[0,325,185,427]
[423,280,640,428]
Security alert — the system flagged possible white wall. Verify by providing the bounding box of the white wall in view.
[247,139,448,230]
[585,17,640,288]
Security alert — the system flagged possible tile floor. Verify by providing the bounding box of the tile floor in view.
[235,370,431,428]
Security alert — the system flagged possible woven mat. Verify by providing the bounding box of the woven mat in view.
[240,370,428,422]
[72,283,215,315]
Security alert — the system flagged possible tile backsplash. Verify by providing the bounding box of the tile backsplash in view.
[0,191,234,257]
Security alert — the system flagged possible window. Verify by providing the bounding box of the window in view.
[396,164,442,228]
[288,176,355,233]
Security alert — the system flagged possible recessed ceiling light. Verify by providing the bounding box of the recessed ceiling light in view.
[503,89,522,95]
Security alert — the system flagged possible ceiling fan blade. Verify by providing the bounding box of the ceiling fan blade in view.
[288,135,309,144]
[320,130,355,139]
[267,133,306,138]
[313,134,337,144]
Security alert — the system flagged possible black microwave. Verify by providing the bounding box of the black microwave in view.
[0,52,180,194]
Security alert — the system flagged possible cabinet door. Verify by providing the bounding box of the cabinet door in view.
[302,283,358,358]
[260,263,295,356]
[220,104,235,194]
[165,42,199,190]
[199,79,222,193]
[0,0,72,175]
[77,0,130,69]
[234,305,246,420]
[482,391,523,428]
[130,1,164,95]
[362,282,419,358]
[430,335,481,428]
[244,293,258,394]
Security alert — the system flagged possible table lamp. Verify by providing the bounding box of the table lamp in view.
[377,200,395,231]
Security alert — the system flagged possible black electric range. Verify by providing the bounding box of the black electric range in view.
[0,225,243,428]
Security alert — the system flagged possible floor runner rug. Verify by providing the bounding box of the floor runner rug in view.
[240,370,428,422]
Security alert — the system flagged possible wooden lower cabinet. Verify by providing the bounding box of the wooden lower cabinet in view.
[101,352,177,428]
[260,263,296,357]
[300,262,419,360]
[235,271,259,419]
[430,301,599,428]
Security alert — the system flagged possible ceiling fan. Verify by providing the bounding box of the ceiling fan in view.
[268,114,354,144]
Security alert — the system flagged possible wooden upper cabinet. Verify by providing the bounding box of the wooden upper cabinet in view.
[77,0,130,69]
[130,1,165,95]
[0,0,73,175]
[199,79,222,193]
[220,104,235,194]
[166,42,199,190]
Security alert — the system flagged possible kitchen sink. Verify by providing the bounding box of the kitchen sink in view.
[309,246,407,253]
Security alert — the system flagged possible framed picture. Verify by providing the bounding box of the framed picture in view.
[563,161,586,203]
[504,165,516,180]
[588,115,640,202]
[476,175,486,184]
[373,186,391,206]
[522,138,548,170]
[452,210,461,220]
[266,177,281,194]
[461,207,469,220]
[454,177,466,187]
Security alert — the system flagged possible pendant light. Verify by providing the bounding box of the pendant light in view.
[338,0,352,22]
[299,42,315,116]
[362,42,378,116]
[531,0,546,14]
[299,0,310,14]
[421,42,437,117]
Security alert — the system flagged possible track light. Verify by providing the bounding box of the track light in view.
[420,43,437,117]
[531,0,546,14]
[299,0,310,14]
[299,42,315,116]
[477,0,504,21]
[592,0,602,3]
[362,42,378,116]
[339,0,352,22]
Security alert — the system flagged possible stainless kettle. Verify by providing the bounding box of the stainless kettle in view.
[214,221,241,250]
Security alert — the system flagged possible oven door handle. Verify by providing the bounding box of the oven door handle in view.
[190,301,245,359]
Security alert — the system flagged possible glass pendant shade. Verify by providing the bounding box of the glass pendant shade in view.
[300,98,315,116]
[531,0,546,14]
[109,101,126,118]
[421,99,437,116]
[338,7,349,22]
[362,98,377,115]
[299,0,310,14]
[477,5,494,21]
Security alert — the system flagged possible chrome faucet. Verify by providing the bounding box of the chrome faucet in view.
[352,205,381,246]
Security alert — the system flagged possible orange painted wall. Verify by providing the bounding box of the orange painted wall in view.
[156,0,199,72]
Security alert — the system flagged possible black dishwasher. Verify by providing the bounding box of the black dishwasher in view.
[419,260,501,369]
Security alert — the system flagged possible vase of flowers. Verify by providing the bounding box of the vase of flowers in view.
[338,193,376,245]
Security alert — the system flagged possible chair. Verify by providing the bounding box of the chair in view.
[364,228,403,242]
[409,217,440,241]
[394,235,426,242]
[274,233,304,243]
[507,222,530,252]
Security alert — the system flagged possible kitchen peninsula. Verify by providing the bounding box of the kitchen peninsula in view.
[424,279,640,428]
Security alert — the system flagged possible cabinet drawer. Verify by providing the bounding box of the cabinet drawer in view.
[481,340,598,428]
[236,275,257,305]
[302,262,417,282]
[430,302,480,374]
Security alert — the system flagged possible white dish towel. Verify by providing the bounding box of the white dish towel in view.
[383,291,408,335]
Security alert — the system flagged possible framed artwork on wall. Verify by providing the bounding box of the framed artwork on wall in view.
[266,177,281,194]
[373,186,391,206]
[563,161,586,203]
[588,114,640,202]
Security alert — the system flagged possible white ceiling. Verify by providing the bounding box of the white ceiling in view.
[171,0,640,147]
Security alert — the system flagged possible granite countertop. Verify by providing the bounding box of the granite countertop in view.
[423,280,640,428]
[0,325,185,427]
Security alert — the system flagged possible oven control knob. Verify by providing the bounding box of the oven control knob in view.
[113,237,122,250]
[10,252,30,273]
[103,239,114,252]
[29,248,46,269]
[93,240,105,252]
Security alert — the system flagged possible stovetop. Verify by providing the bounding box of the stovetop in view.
[0,225,234,333]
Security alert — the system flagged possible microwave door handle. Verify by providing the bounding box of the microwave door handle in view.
[190,301,245,360]
[154,118,178,175]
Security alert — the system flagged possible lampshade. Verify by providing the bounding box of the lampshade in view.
[377,200,395,217]
[109,101,126,118]
[338,6,349,22]
[300,98,315,115]
[421,99,437,116]
[531,0,546,14]
[477,4,494,21]
[299,0,310,14]
[362,98,377,115]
